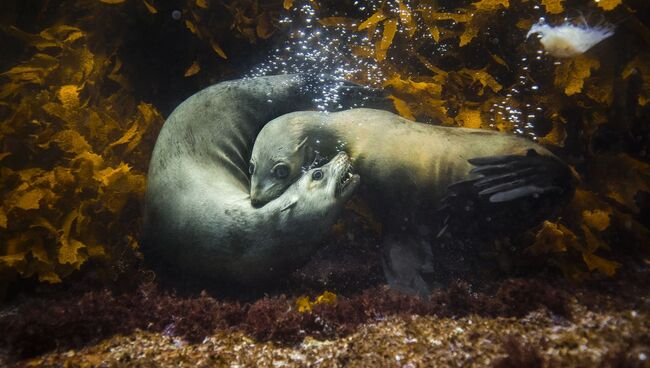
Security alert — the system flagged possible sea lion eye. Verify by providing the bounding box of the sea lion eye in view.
[312,169,323,181]
[248,162,255,175]
[273,164,289,179]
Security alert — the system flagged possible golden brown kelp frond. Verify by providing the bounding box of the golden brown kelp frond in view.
[1,0,291,287]
[0,0,648,287]
[306,0,649,278]
[0,8,163,285]
[176,0,286,74]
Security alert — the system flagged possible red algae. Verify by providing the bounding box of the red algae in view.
[0,276,614,362]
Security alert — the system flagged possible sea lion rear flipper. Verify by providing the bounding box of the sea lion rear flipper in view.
[440,149,575,237]
[465,149,573,203]
[381,236,434,298]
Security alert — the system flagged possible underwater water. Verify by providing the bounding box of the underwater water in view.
[1,0,649,366]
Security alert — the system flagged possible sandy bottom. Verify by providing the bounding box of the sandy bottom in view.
[20,303,649,367]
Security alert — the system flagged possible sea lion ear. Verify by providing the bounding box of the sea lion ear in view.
[294,137,308,153]
[295,137,316,170]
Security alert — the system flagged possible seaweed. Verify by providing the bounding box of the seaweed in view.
[244,295,304,342]
[0,276,577,361]
[600,343,650,368]
[491,335,545,368]
[1,0,649,291]
[0,0,649,363]
[492,279,570,318]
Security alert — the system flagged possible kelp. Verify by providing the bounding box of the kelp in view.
[296,290,337,312]
[0,21,162,284]
[291,0,650,280]
[0,0,649,287]
[0,0,292,288]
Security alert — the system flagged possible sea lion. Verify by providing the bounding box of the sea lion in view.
[249,108,575,294]
[143,75,379,289]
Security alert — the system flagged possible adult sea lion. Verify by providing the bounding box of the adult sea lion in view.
[143,75,379,289]
[249,108,575,295]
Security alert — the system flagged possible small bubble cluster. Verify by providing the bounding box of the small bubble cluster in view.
[489,55,545,140]
[488,15,557,140]
[247,1,386,111]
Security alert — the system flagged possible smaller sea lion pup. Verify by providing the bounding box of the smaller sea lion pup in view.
[249,108,576,296]
[143,74,383,291]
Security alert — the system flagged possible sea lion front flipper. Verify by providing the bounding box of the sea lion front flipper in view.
[381,235,434,298]
[440,149,575,238]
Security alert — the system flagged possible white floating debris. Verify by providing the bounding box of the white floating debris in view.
[527,19,615,58]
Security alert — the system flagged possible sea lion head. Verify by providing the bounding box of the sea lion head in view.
[250,119,314,207]
[272,151,359,216]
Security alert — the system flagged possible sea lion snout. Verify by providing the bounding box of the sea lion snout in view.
[250,191,263,207]
[251,180,287,207]
[250,186,270,207]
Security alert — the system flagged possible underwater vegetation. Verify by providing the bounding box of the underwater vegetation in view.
[2,0,648,291]
[0,0,647,315]
[0,0,649,365]
[2,275,649,364]
[0,278,577,358]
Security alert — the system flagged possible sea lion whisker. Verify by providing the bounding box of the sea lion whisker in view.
[436,223,449,238]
